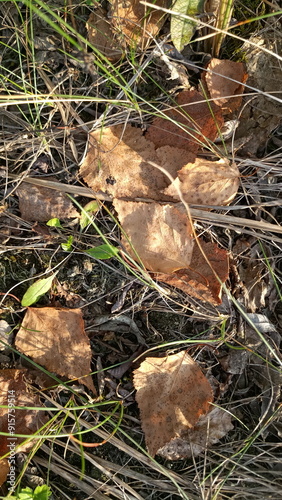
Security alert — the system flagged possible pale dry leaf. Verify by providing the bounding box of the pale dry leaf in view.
[16,179,79,222]
[157,407,233,459]
[134,351,213,457]
[146,89,224,154]
[157,240,229,305]
[80,124,191,201]
[110,0,168,49]
[0,369,48,456]
[0,458,9,486]
[203,58,248,114]
[113,200,195,273]
[87,7,123,62]
[15,307,96,394]
[164,158,240,206]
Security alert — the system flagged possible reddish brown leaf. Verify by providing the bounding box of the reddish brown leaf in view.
[16,179,79,222]
[113,200,194,273]
[146,89,224,154]
[133,351,214,457]
[164,158,239,206]
[80,124,194,201]
[0,458,9,486]
[87,7,123,62]
[110,0,168,49]
[157,240,229,305]
[202,58,248,114]
[15,307,96,394]
[0,369,47,457]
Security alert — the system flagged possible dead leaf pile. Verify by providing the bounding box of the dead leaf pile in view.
[133,351,233,458]
[80,89,240,304]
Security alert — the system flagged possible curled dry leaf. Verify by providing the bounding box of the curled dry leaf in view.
[110,0,168,49]
[16,179,79,222]
[202,58,248,115]
[0,369,48,457]
[133,351,214,457]
[158,407,234,460]
[15,307,96,395]
[145,89,224,154]
[157,240,229,305]
[87,7,123,62]
[113,200,194,273]
[164,158,240,206]
[80,124,195,201]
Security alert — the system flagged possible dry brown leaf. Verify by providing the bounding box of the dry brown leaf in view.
[110,0,168,49]
[16,179,79,222]
[80,124,194,201]
[113,200,194,273]
[157,407,234,459]
[0,458,9,486]
[203,59,248,114]
[0,369,48,457]
[15,307,96,394]
[164,158,240,206]
[87,7,123,62]
[146,89,224,154]
[133,351,214,457]
[157,240,229,305]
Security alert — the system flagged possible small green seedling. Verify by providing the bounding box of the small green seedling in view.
[85,244,119,260]
[46,217,62,228]
[21,272,58,307]
[61,235,73,251]
[6,485,52,500]
[80,200,100,230]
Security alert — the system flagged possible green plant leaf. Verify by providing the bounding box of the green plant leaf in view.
[85,244,119,260]
[21,273,58,307]
[46,217,62,228]
[80,200,100,230]
[171,0,204,52]
[61,235,73,251]
[33,485,52,500]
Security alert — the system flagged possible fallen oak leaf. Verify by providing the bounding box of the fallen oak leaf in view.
[202,58,248,115]
[133,351,214,457]
[113,200,195,274]
[15,307,96,395]
[164,157,240,206]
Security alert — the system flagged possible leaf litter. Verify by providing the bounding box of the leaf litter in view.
[15,307,96,394]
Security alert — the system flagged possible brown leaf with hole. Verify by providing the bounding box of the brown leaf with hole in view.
[110,0,168,49]
[202,59,248,114]
[157,240,229,305]
[146,89,224,154]
[157,407,233,459]
[87,7,123,62]
[0,458,9,486]
[80,124,195,201]
[113,200,195,273]
[15,307,96,395]
[133,351,214,457]
[16,179,79,222]
[164,158,240,206]
[0,369,48,457]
